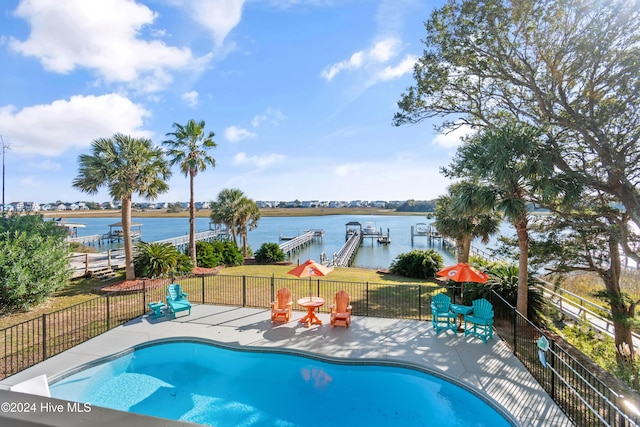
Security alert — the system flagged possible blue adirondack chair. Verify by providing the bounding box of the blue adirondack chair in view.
[464,298,494,343]
[166,284,192,316]
[431,293,457,334]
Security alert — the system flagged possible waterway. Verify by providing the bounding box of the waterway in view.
[67,215,511,270]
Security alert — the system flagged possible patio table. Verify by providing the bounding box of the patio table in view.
[297,297,325,327]
[450,304,473,332]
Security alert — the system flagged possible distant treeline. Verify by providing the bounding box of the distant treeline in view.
[395,199,436,212]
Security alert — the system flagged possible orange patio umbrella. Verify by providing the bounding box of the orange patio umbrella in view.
[287,259,333,299]
[436,262,489,301]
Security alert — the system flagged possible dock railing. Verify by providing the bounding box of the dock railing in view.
[1,273,639,425]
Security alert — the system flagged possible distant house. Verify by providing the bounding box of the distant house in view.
[195,201,210,209]
[373,201,387,208]
[41,204,52,211]
[10,202,24,212]
[56,204,67,211]
[24,202,40,212]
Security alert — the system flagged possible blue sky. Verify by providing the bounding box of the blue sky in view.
[0,0,464,205]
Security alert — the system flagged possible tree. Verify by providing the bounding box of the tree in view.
[0,215,72,311]
[529,192,639,357]
[210,188,244,245]
[210,188,261,257]
[164,119,216,266]
[73,134,171,280]
[443,124,557,317]
[394,0,640,263]
[235,196,261,258]
[432,182,501,264]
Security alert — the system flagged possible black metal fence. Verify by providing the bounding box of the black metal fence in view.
[1,273,639,426]
[488,292,639,427]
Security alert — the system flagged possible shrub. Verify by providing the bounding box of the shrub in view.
[389,249,444,279]
[134,242,191,278]
[196,240,244,267]
[254,242,285,264]
[0,215,72,311]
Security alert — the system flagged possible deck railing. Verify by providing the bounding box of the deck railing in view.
[1,273,638,425]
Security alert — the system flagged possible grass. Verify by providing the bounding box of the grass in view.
[0,272,124,330]
[217,264,438,284]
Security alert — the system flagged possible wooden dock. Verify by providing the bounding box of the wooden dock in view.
[329,230,361,267]
[279,231,317,254]
[71,227,229,278]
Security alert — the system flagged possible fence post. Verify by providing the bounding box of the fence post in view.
[512,304,518,357]
[106,294,111,331]
[366,282,369,317]
[418,285,422,321]
[550,339,556,401]
[242,275,247,307]
[142,280,147,312]
[271,274,275,303]
[201,274,205,304]
[42,313,47,361]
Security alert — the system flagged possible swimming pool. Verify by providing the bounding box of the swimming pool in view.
[49,339,516,427]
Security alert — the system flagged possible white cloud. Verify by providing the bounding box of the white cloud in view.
[368,38,399,63]
[224,125,257,142]
[233,152,285,167]
[251,107,286,128]
[321,51,365,81]
[321,37,401,81]
[174,0,246,46]
[375,54,416,82]
[433,125,475,148]
[9,0,209,93]
[0,94,151,156]
[182,90,199,107]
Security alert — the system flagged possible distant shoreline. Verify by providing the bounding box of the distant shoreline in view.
[42,207,430,219]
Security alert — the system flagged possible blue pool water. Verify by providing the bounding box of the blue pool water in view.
[50,341,515,427]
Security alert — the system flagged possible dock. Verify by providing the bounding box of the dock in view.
[71,226,230,279]
[279,230,324,255]
[329,229,361,267]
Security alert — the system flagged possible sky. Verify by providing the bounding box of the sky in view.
[0,0,464,205]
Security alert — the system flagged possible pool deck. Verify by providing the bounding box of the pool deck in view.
[0,304,572,427]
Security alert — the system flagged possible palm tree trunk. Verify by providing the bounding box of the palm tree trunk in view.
[514,218,529,318]
[456,237,471,263]
[121,196,135,280]
[242,232,248,258]
[189,171,197,266]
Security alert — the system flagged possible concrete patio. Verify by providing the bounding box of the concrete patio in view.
[0,304,572,426]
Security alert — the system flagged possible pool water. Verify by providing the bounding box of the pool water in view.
[50,341,514,427]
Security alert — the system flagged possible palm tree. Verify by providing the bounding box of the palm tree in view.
[163,119,216,266]
[210,188,245,245]
[210,188,260,257]
[432,181,501,264]
[443,123,553,318]
[235,197,261,258]
[73,134,171,280]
